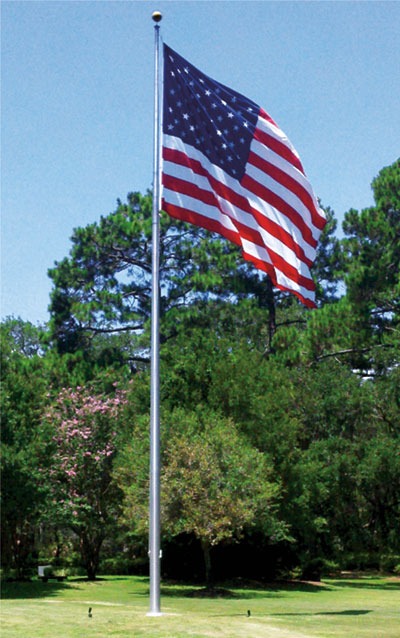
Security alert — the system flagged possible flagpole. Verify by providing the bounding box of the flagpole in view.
[148,10,163,617]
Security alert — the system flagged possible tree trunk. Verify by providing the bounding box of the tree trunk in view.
[266,276,276,352]
[201,539,212,587]
[79,531,104,581]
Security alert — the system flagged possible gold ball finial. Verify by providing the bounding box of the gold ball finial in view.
[152,11,162,23]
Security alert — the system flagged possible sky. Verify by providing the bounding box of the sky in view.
[2,0,399,325]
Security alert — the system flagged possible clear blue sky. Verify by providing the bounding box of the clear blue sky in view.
[2,0,399,325]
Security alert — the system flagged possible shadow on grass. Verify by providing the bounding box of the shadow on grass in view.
[1,577,113,600]
[158,580,330,600]
[272,609,373,616]
[212,609,373,619]
[327,579,400,591]
[160,586,272,600]
[1,580,71,600]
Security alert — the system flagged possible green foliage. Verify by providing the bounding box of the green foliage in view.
[312,205,342,303]
[339,160,399,370]
[2,160,399,581]
[117,407,285,583]
[39,385,128,579]
[47,191,266,359]
[0,319,49,576]
[161,409,281,544]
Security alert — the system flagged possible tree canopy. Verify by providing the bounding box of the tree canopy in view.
[2,159,399,582]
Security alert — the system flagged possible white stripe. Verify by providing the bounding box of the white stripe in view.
[245,160,319,240]
[163,134,232,190]
[163,187,239,235]
[240,238,315,302]
[257,112,302,162]
[164,187,315,300]
[163,181,313,280]
[238,186,317,262]
[163,134,318,253]
[164,159,316,274]
[251,128,324,223]
[162,134,317,298]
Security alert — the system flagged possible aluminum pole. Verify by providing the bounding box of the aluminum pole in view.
[148,10,162,617]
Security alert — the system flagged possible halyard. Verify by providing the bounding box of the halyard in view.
[1,575,399,638]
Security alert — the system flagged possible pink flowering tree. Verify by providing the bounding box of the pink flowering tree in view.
[41,385,127,580]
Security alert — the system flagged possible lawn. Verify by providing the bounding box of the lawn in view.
[1,574,399,638]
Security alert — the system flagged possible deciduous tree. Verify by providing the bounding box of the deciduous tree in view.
[40,386,127,580]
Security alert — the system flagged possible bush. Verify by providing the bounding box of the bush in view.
[99,556,148,576]
[379,555,400,574]
[341,553,380,571]
[300,558,340,581]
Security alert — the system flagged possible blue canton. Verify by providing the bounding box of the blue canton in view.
[163,44,259,180]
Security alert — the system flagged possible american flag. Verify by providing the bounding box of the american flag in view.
[161,44,326,307]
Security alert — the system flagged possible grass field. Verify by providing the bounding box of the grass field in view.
[1,574,399,638]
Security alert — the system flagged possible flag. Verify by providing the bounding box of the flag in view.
[161,44,326,307]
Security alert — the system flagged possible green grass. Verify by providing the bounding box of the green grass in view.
[1,574,399,637]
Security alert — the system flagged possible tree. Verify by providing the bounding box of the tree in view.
[357,434,400,557]
[116,407,284,585]
[339,159,399,371]
[0,319,48,577]
[47,191,265,356]
[312,205,342,304]
[40,385,127,580]
[161,409,283,585]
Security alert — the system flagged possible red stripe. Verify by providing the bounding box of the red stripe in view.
[209,175,314,268]
[248,151,326,231]
[163,172,217,209]
[258,107,278,128]
[253,126,305,175]
[262,244,315,290]
[163,199,316,301]
[163,146,314,266]
[163,172,315,290]
[162,200,241,248]
[163,175,270,259]
[242,173,318,249]
[163,171,316,290]
[239,249,316,308]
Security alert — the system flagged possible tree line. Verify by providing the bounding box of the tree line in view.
[1,159,399,584]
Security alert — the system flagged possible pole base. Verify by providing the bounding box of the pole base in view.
[146,611,163,617]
